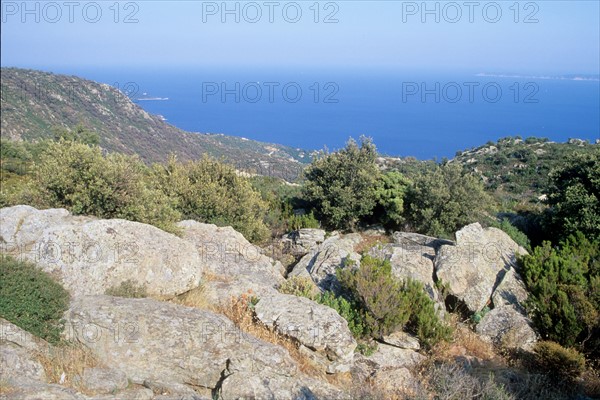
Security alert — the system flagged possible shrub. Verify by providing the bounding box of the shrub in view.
[533,341,586,381]
[152,155,270,243]
[105,280,147,298]
[521,233,599,350]
[338,255,450,347]
[302,137,381,230]
[317,290,366,338]
[0,255,70,343]
[32,140,180,233]
[423,362,513,400]
[371,171,410,229]
[278,276,320,300]
[490,218,531,251]
[287,211,320,231]
[405,163,494,237]
[338,256,410,338]
[546,152,600,243]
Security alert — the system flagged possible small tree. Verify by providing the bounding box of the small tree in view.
[372,171,410,229]
[33,140,179,232]
[521,233,599,351]
[546,151,600,243]
[405,163,494,237]
[152,155,270,243]
[303,137,381,230]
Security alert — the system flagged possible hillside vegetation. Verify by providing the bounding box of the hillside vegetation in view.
[1,68,307,180]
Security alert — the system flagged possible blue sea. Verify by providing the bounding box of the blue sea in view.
[48,66,600,159]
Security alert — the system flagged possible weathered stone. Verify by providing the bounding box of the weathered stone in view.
[177,220,284,304]
[0,342,47,383]
[82,367,128,394]
[63,295,298,391]
[369,242,439,301]
[435,223,528,313]
[0,319,49,385]
[372,367,419,396]
[476,306,537,350]
[281,228,326,257]
[89,387,155,400]
[365,344,426,370]
[1,318,49,353]
[491,268,529,310]
[0,379,87,400]
[380,331,420,350]
[219,372,343,400]
[392,232,454,248]
[290,233,362,292]
[254,293,357,373]
[0,206,203,298]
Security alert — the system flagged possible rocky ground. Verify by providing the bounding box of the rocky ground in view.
[0,205,545,399]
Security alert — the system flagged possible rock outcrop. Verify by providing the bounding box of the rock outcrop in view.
[177,220,285,304]
[280,228,326,258]
[0,206,203,298]
[434,223,528,313]
[476,306,538,350]
[254,293,357,373]
[289,233,362,292]
[369,232,452,303]
[63,295,343,399]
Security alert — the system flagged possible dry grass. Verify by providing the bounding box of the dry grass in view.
[217,291,352,388]
[427,317,498,364]
[35,342,100,394]
[354,234,391,255]
[0,380,17,397]
[172,272,231,311]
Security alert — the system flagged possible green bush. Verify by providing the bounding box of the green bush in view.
[278,276,320,300]
[405,163,494,237]
[32,140,180,233]
[153,155,270,243]
[303,137,381,230]
[490,218,531,251]
[105,280,147,298]
[371,171,410,229]
[546,151,600,243]
[338,255,450,347]
[0,255,70,344]
[287,211,320,231]
[533,341,586,381]
[521,233,599,350]
[317,290,366,338]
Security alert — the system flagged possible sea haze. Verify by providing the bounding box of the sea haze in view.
[52,66,599,159]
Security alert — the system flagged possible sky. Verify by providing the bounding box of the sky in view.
[1,1,599,75]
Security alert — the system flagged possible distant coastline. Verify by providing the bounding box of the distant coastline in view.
[136,97,169,101]
[476,73,600,82]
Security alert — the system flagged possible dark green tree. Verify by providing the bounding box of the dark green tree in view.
[405,163,494,237]
[303,137,381,230]
[546,151,600,242]
[521,233,599,351]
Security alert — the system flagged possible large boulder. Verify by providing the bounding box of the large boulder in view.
[63,295,342,398]
[177,220,285,304]
[434,223,528,313]
[0,206,203,298]
[476,306,538,351]
[289,233,362,292]
[369,232,452,302]
[352,343,425,397]
[254,293,357,373]
[280,228,326,258]
[0,318,48,384]
[0,319,89,399]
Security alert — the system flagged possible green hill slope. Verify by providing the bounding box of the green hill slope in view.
[0,68,309,180]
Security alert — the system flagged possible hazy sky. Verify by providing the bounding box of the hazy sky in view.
[1,1,599,74]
